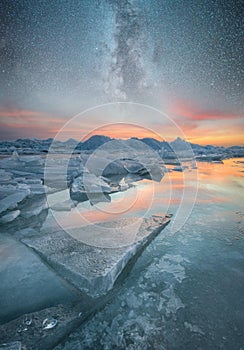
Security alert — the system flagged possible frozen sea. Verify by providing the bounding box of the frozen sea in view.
[0,157,243,349]
[55,158,244,350]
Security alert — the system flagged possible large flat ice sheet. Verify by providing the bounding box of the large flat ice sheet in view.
[22,215,170,297]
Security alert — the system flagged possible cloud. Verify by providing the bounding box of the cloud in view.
[0,122,55,140]
[0,109,49,118]
[0,105,243,146]
[169,98,243,121]
[0,108,66,140]
[0,108,64,124]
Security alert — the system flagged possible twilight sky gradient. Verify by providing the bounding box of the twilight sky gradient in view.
[0,0,243,145]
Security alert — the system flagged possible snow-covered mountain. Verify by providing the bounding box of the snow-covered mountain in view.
[77,135,112,151]
[0,135,243,158]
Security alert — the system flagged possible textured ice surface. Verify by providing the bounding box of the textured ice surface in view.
[42,318,58,330]
[184,322,205,335]
[22,216,170,297]
[162,286,185,316]
[71,173,112,202]
[20,196,48,219]
[55,180,244,350]
[0,155,243,349]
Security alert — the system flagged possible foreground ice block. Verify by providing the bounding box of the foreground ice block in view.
[22,215,170,298]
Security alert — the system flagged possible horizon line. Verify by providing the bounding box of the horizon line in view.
[0,134,243,148]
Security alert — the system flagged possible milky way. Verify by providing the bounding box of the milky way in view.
[0,0,243,124]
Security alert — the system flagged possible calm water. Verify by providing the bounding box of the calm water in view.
[56,158,244,350]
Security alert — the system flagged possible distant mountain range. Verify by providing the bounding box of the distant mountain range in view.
[0,135,243,158]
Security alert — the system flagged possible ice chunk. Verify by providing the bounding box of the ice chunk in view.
[0,342,21,350]
[119,178,130,191]
[27,183,46,194]
[23,315,32,326]
[124,160,145,174]
[124,159,164,182]
[22,215,171,297]
[0,185,19,199]
[85,156,127,177]
[72,173,112,194]
[20,196,47,219]
[0,190,30,214]
[103,160,128,176]
[42,318,58,330]
[12,150,20,159]
[0,210,20,223]
[51,199,75,211]
[145,164,165,182]
[70,173,112,203]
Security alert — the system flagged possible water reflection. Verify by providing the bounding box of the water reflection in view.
[47,158,243,232]
[196,158,244,206]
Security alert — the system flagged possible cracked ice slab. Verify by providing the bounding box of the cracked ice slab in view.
[22,215,170,298]
[0,190,30,214]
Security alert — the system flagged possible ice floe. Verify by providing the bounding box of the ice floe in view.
[22,215,170,297]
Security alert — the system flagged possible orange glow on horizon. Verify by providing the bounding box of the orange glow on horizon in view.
[81,123,165,141]
[187,134,244,146]
[0,106,243,146]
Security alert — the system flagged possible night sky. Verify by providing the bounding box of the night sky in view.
[0,0,243,144]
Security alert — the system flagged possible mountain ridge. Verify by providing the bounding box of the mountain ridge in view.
[0,134,243,158]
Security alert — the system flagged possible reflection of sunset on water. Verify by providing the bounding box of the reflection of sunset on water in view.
[51,158,243,231]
